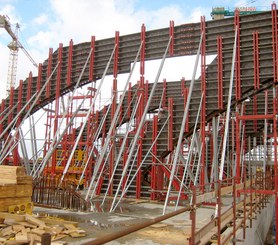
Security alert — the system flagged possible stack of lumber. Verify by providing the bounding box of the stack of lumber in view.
[0,166,33,213]
[0,212,86,244]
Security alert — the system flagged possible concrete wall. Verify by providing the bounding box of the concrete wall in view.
[237,197,274,245]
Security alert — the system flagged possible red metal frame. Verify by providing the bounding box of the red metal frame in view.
[109,31,119,195]
[234,10,241,100]
[67,39,73,86]
[200,16,206,189]
[51,43,63,175]
[253,31,260,131]
[183,86,189,133]
[151,115,158,200]
[135,24,146,199]
[89,36,96,82]
[46,48,53,99]
[0,100,4,136]
[272,5,278,239]
[235,115,241,182]
[272,3,278,83]
[169,20,174,56]
[168,98,173,151]
[217,35,223,110]
[36,64,42,105]
[8,87,14,125]
[26,72,32,110]
[127,83,132,118]
[162,79,167,109]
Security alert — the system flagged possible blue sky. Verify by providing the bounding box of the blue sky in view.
[0,0,275,99]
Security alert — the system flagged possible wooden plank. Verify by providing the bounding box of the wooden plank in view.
[0,184,32,198]
[0,226,14,236]
[40,217,78,227]
[25,214,46,227]
[30,228,46,236]
[0,212,25,222]
[15,232,28,243]
[0,197,31,212]
[63,224,76,230]
[0,166,25,178]
[16,176,33,185]
[68,231,86,238]
[17,222,37,229]
[12,225,25,233]
[0,237,7,242]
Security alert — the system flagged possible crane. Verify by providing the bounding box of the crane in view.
[0,15,38,95]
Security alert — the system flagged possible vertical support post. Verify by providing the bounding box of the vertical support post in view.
[109,31,119,195]
[151,115,158,200]
[122,139,128,197]
[169,20,174,56]
[253,31,259,131]
[136,24,146,199]
[101,106,107,146]
[89,36,96,82]
[189,186,196,245]
[272,3,278,83]
[236,117,241,182]
[243,166,246,239]
[272,5,278,242]
[200,16,206,189]
[183,86,189,133]
[0,100,4,136]
[14,80,23,166]
[17,80,23,119]
[162,78,167,108]
[51,43,63,175]
[8,87,14,125]
[234,10,241,100]
[46,48,53,99]
[232,177,236,245]
[144,80,149,104]
[26,72,32,110]
[217,180,222,245]
[273,80,278,245]
[8,87,16,165]
[67,39,73,86]
[168,98,173,152]
[250,161,253,228]
[36,64,42,105]
[127,83,132,119]
[217,36,223,110]
[43,106,52,161]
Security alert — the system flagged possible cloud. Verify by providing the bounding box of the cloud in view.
[0,4,21,24]
[32,13,48,26]
[25,0,212,62]
[0,0,215,100]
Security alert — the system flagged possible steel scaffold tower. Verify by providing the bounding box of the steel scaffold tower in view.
[0,4,277,242]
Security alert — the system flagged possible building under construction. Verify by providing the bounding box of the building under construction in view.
[0,3,278,245]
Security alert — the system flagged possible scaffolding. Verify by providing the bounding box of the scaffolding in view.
[0,3,277,244]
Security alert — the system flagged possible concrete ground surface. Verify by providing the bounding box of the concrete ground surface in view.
[34,198,217,245]
[34,196,275,244]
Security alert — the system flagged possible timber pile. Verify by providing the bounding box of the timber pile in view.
[0,212,86,244]
[0,166,33,213]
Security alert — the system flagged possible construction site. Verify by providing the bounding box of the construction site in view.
[0,2,277,245]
